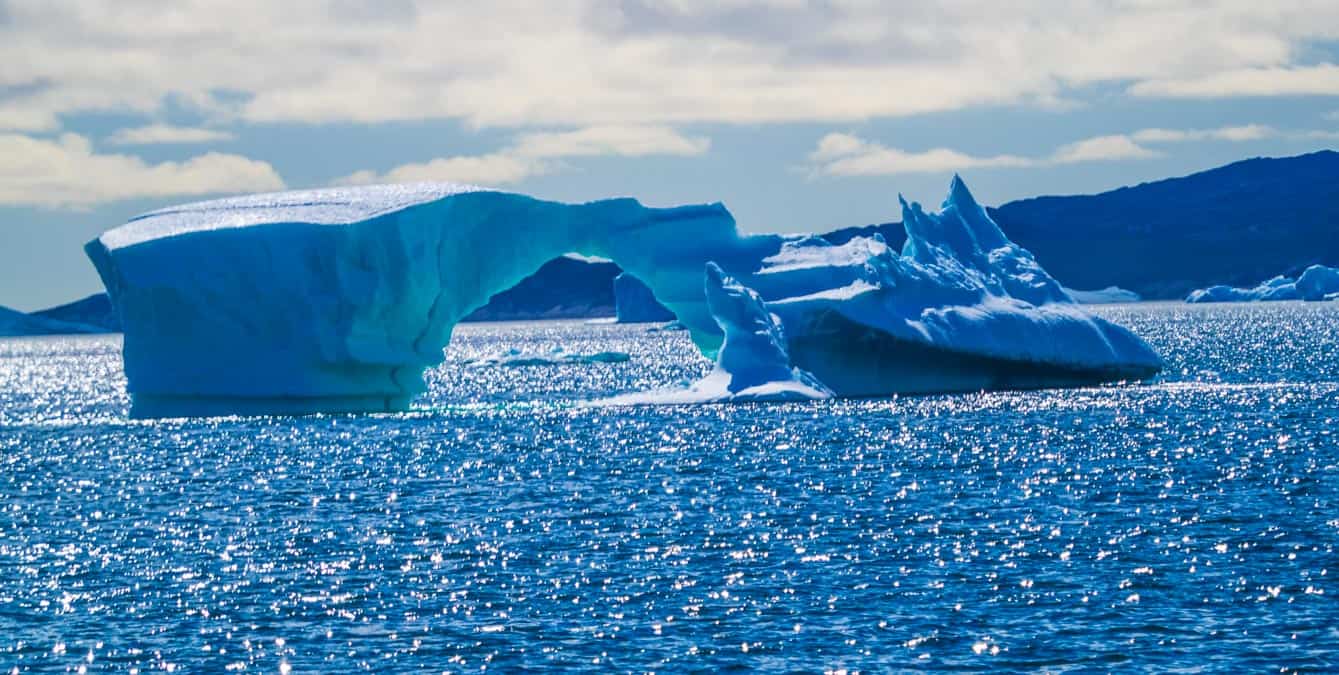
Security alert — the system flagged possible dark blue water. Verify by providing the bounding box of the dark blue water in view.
[2,302,1338,672]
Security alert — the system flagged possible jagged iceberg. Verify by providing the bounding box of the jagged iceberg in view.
[608,264,832,404]
[88,176,1161,417]
[1186,265,1339,303]
[621,177,1163,403]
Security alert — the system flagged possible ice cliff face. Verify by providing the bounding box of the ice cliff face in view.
[687,263,832,401]
[87,184,778,416]
[89,177,1161,417]
[1186,265,1339,303]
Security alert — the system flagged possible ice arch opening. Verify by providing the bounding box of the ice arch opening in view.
[87,185,774,417]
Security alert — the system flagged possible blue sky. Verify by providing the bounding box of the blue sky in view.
[2,1,1338,310]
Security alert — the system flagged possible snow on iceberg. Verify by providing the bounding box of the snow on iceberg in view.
[711,177,1163,398]
[89,176,1161,418]
[1186,264,1339,303]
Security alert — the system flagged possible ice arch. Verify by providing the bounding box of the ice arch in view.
[87,185,774,417]
[89,178,1164,418]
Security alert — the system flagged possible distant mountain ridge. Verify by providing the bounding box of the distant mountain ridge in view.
[460,256,618,322]
[988,150,1339,299]
[0,304,105,337]
[32,293,120,332]
[817,151,1339,300]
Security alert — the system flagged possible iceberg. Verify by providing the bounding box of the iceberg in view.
[716,177,1162,398]
[608,264,831,404]
[1296,265,1339,301]
[1186,264,1339,303]
[614,272,676,323]
[87,184,783,416]
[1064,286,1141,304]
[88,176,1161,418]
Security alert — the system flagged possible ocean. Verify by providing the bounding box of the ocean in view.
[2,302,1337,671]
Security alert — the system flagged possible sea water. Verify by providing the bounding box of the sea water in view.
[1,302,1337,671]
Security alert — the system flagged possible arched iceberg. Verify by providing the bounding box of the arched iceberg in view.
[87,177,1161,417]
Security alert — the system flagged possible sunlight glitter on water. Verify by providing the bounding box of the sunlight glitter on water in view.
[1,302,1338,671]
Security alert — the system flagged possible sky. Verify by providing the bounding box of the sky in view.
[2,1,1338,310]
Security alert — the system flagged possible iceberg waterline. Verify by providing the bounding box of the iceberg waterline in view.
[88,177,1162,417]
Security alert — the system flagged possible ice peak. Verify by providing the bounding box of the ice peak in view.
[900,175,1010,263]
[945,173,977,211]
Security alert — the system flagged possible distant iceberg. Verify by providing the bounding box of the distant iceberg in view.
[88,177,1161,417]
[1186,265,1339,303]
[1064,286,1141,304]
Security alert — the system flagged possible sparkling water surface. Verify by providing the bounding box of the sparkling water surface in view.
[2,302,1337,672]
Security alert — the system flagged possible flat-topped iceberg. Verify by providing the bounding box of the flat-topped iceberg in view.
[88,176,1161,417]
[1186,265,1339,303]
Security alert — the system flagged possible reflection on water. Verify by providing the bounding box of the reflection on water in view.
[1,302,1337,671]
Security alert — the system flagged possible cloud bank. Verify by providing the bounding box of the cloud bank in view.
[808,124,1330,176]
[335,125,709,185]
[2,1,1338,132]
[0,133,283,208]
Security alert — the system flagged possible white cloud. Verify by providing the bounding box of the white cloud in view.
[335,154,544,186]
[511,125,709,158]
[1130,64,1339,98]
[106,124,236,145]
[0,132,284,208]
[0,105,59,132]
[809,133,1032,176]
[807,120,1339,177]
[1049,135,1159,164]
[1132,124,1276,143]
[2,2,1339,130]
[335,125,708,186]
[809,132,1158,176]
